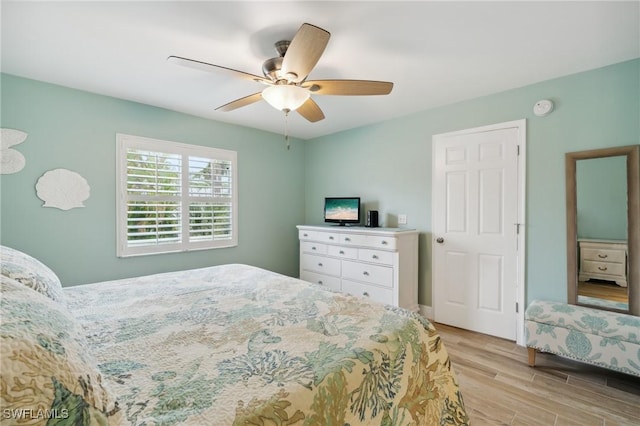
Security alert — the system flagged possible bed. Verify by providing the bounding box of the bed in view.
[1,245,469,425]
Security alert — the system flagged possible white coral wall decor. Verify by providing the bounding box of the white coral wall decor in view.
[0,128,28,174]
[35,169,91,210]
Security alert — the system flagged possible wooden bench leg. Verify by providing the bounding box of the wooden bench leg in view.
[527,347,536,367]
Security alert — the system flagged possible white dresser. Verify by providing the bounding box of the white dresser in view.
[297,225,419,311]
[578,239,628,287]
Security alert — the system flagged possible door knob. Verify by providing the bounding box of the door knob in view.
[436,237,444,244]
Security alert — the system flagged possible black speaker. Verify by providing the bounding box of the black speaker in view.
[366,210,379,228]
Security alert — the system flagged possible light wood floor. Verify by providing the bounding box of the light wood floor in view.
[435,323,640,425]
[578,281,629,303]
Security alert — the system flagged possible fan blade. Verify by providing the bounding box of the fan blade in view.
[168,56,268,83]
[281,23,330,83]
[216,92,263,112]
[296,98,325,122]
[304,80,393,96]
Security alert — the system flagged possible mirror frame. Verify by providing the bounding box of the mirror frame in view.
[566,144,639,315]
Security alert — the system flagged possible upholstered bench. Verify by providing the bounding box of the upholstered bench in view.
[525,300,640,377]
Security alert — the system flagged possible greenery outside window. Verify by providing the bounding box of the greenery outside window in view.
[116,134,238,257]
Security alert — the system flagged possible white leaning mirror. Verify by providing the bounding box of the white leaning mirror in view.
[566,145,640,315]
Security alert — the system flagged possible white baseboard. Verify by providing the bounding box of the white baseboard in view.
[419,304,433,320]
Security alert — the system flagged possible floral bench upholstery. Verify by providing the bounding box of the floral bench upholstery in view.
[525,300,640,377]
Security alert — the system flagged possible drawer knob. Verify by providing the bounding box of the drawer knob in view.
[363,271,370,276]
[598,254,608,259]
[339,250,345,255]
[312,246,317,250]
[598,266,608,271]
[381,240,388,245]
[318,262,323,267]
[345,237,351,242]
[303,233,308,237]
[363,292,370,297]
[372,255,379,259]
[318,280,323,285]
[329,236,334,240]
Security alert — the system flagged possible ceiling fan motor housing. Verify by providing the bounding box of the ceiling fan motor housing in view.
[262,56,283,81]
[262,40,292,81]
[274,40,290,57]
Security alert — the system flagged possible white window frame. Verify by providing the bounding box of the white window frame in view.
[116,133,238,257]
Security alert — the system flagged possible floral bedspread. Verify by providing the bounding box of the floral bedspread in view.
[64,264,468,425]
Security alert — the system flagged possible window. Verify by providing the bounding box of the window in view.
[116,134,237,257]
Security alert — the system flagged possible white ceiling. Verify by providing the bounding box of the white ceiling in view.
[2,1,639,140]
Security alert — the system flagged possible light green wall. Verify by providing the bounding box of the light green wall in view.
[0,74,306,286]
[304,59,640,307]
[576,156,628,241]
[2,59,638,307]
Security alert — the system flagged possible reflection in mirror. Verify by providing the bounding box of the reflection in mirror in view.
[576,156,628,311]
[566,144,639,316]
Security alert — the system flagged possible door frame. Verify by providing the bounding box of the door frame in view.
[431,119,527,345]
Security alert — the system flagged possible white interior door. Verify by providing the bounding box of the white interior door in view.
[432,120,525,342]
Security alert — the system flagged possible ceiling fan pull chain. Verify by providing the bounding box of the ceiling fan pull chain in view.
[284,109,291,150]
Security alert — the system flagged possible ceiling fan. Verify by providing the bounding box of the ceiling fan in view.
[168,23,394,123]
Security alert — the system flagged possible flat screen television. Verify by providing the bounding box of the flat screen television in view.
[324,197,361,226]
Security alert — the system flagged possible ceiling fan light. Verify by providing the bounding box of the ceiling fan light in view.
[262,85,310,112]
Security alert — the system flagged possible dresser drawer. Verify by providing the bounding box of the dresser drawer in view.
[318,232,340,244]
[327,245,358,259]
[582,260,625,277]
[340,233,368,246]
[299,229,319,240]
[338,234,397,250]
[301,254,341,276]
[581,248,625,264]
[367,236,397,250]
[301,241,327,255]
[358,248,394,265]
[342,279,393,305]
[299,230,340,244]
[342,260,393,288]
[300,271,341,291]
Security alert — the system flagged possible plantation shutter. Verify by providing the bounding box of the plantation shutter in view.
[126,149,182,246]
[117,134,237,257]
[187,156,233,242]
